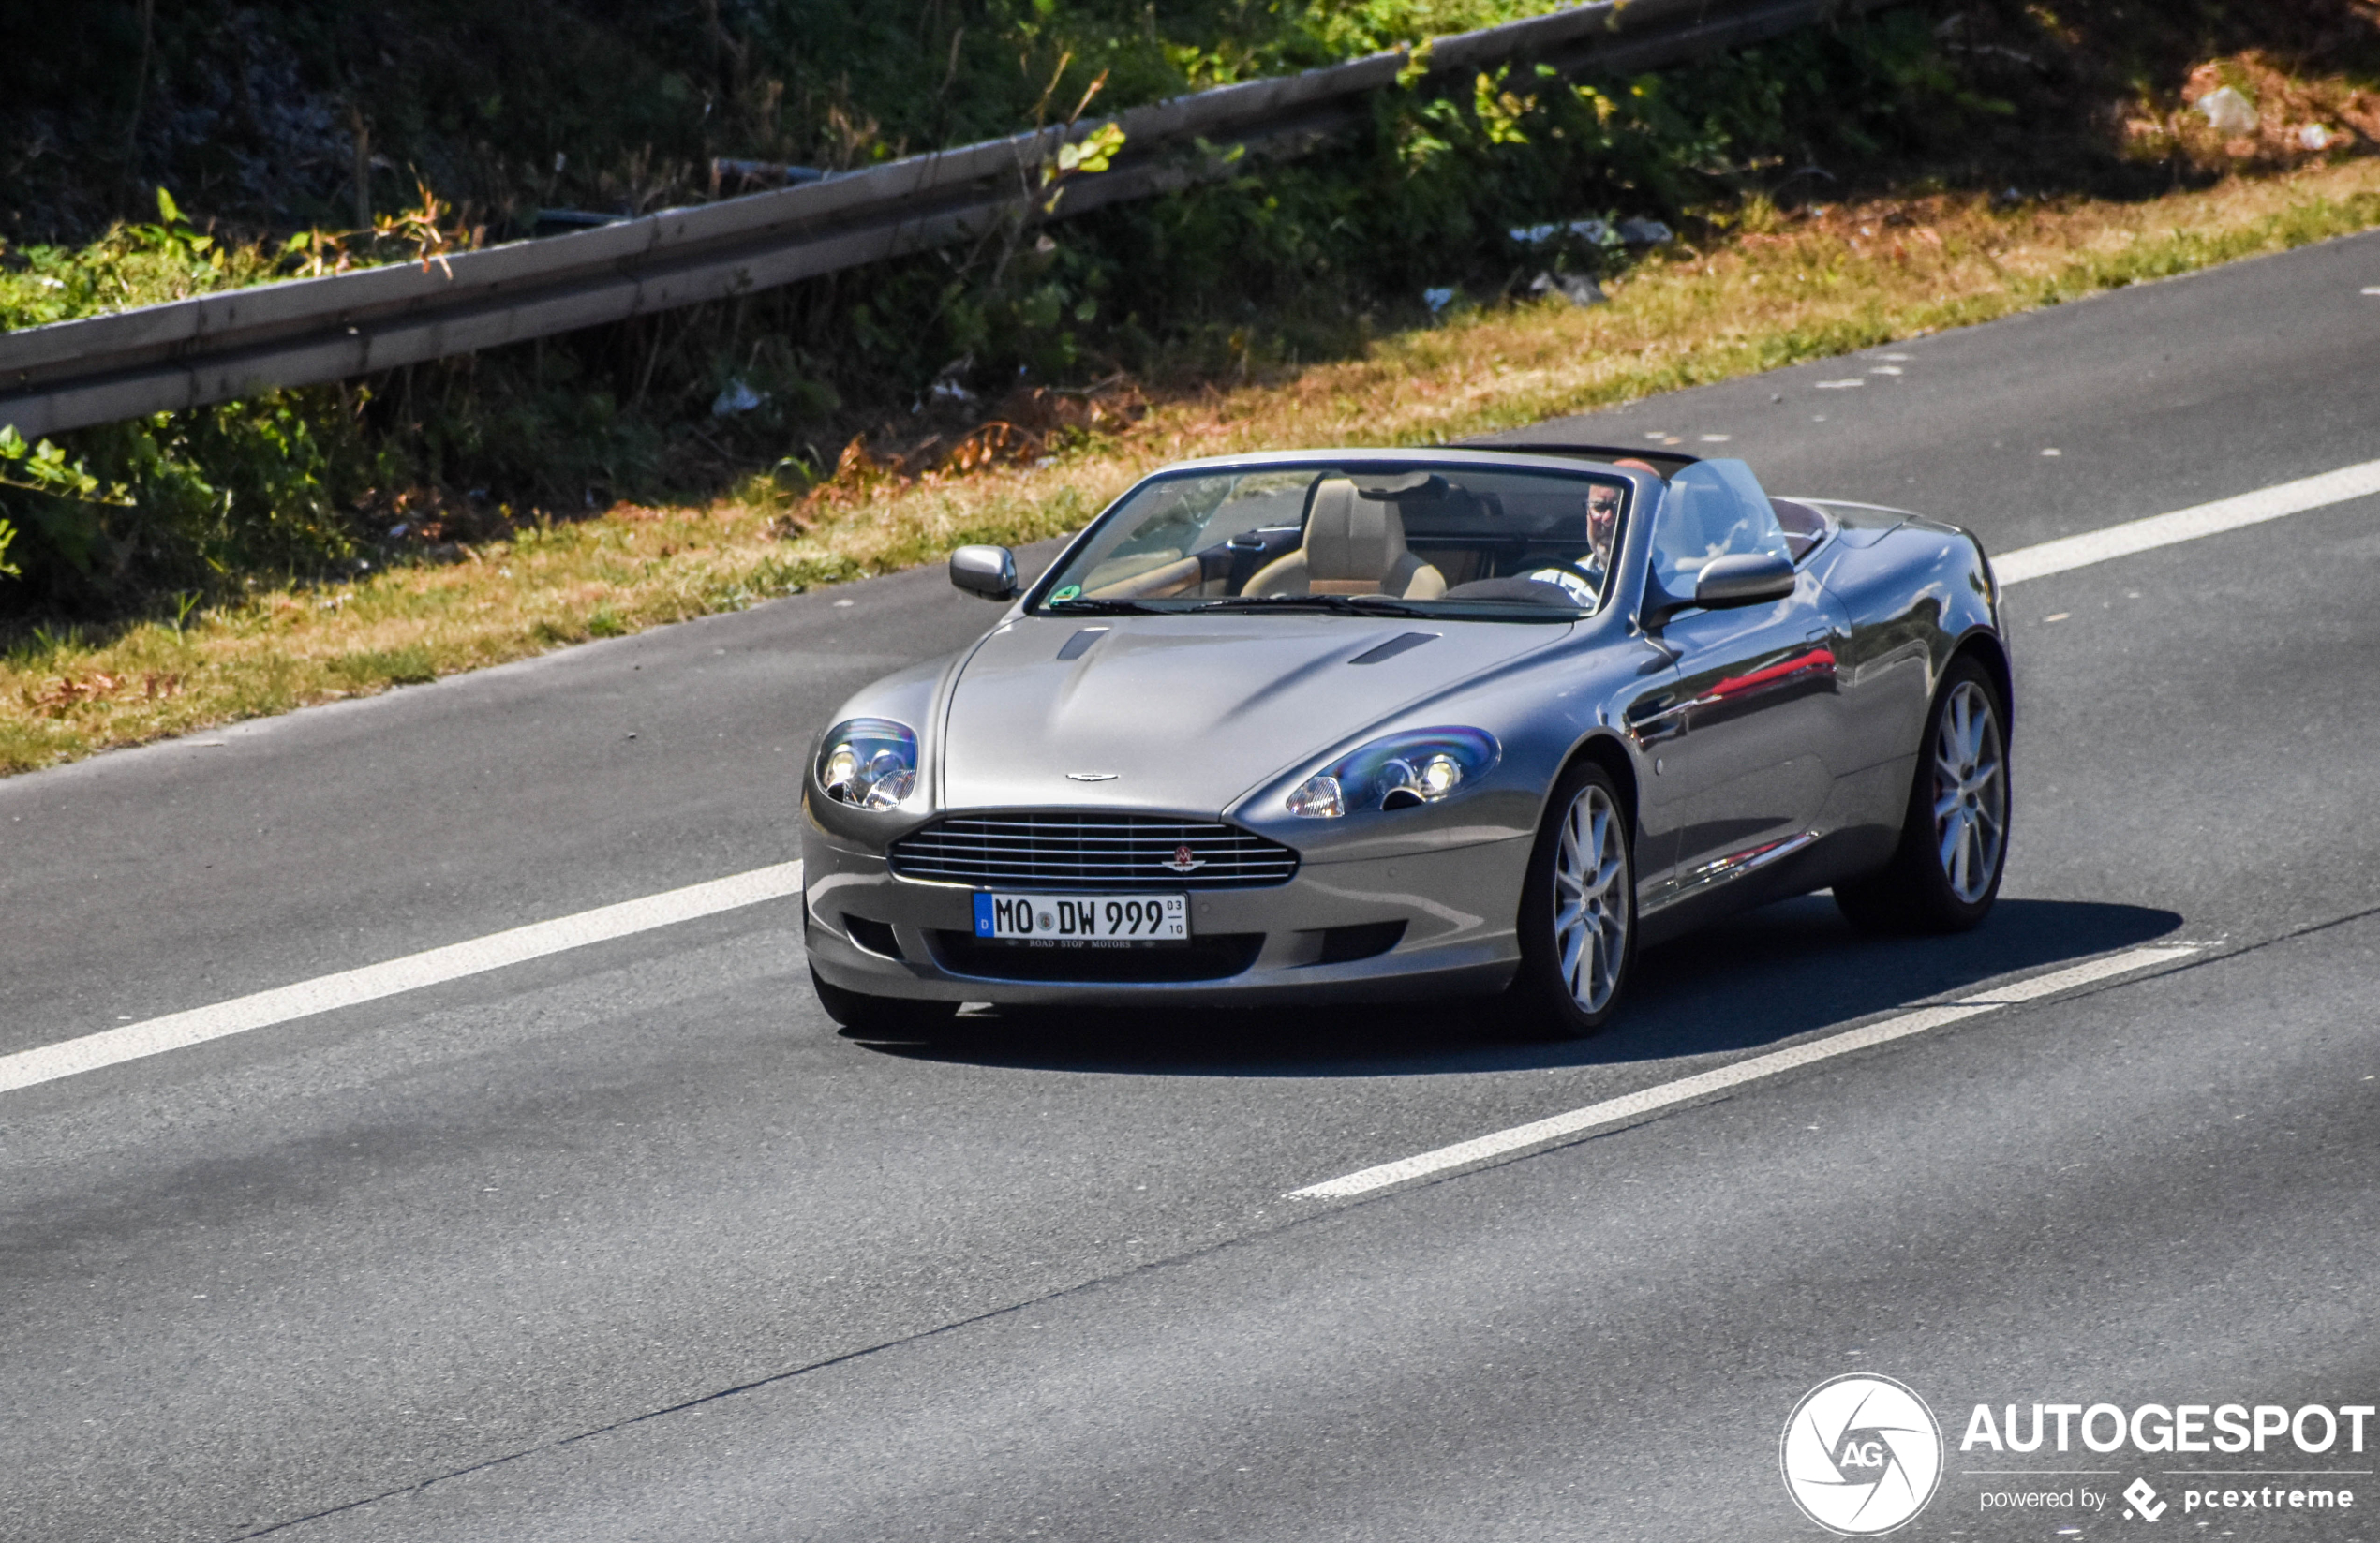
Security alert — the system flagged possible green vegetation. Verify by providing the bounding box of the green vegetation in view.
[0,1,1758,246]
[1,0,2374,631]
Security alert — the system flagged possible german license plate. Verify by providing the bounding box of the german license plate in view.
[973,892,1189,945]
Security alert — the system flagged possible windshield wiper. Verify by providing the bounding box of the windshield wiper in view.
[1040,598,1173,616]
[1197,594,1437,617]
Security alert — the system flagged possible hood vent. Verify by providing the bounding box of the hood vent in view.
[1349,631,1439,665]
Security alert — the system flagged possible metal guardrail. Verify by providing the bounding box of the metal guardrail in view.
[0,0,1882,440]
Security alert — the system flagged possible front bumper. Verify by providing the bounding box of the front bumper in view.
[802,823,1530,1007]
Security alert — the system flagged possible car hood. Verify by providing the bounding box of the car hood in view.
[938,613,1567,812]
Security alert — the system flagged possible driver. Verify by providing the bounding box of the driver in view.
[1584,459,1662,573]
[1584,480,1625,571]
[1517,469,1643,603]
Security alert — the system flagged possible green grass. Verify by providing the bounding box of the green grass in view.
[328,645,437,687]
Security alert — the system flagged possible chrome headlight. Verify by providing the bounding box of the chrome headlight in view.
[1287,727,1500,818]
[815,718,918,809]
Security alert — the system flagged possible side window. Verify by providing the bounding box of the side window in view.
[1649,459,1792,592]
[1770,497,1831,562]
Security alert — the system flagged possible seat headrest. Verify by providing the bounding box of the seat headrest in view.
[1303,478,1410,582]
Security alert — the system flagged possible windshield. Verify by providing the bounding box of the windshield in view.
[1034,463,1634,621]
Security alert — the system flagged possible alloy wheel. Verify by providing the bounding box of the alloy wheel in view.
[1553,782,1630,1013]
[1930,680,2006,904]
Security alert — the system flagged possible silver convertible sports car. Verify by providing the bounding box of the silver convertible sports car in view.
[802,443,2011,1036]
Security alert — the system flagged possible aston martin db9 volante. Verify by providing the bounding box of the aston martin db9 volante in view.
[802,444,2010,1035]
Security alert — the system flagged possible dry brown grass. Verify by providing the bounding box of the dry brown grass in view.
[2125,52,2380,171]
[7,155,2380,775]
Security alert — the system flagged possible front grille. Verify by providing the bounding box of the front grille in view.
[890,812,1298,892]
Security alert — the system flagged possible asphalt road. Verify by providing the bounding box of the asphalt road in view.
[5,229,2378,1543]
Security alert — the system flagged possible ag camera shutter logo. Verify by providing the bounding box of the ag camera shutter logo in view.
[1781,1373,1945,1535]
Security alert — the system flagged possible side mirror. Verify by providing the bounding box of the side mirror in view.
[1693,552,1796,609]
[949,544,1019,601]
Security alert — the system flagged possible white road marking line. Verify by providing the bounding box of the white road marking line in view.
[1287,944,2197,1201]
[1995,457,2380,586]
[0,861,806,1096]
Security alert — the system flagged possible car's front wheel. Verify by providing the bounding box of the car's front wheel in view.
[1507,761,1637,1037]
[809,966,959,1036]
[1836,655,2010,933]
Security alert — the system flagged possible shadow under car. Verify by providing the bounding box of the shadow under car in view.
[840,896,2186,1078]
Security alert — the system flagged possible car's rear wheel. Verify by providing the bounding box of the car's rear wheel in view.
[1835,655,2009,933]
[1507,762,1636,1037]
[809,966,959,1035]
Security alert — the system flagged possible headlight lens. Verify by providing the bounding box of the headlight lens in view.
[815,718,918,809]
[1287,727,1499,818]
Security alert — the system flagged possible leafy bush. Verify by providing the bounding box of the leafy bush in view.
[6,0,2372,627]
[0,6,1970,619]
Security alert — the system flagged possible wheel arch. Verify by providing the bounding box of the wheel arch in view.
[1950,629,2014,742]
[1558,731,1643,846]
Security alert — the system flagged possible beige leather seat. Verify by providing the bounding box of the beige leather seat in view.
[1243,478,1448,599]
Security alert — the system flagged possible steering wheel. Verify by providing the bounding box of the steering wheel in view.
[1517,560,1604,603]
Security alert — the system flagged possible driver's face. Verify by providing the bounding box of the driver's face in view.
[1586,486,1621,550]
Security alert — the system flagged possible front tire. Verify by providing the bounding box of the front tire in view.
[1835,655,2010,933]
[809,966,959,1035]
[1506,762,1637,1037]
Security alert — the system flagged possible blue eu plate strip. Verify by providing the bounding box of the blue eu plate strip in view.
[973,892,995,937]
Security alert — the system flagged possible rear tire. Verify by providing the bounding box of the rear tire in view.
[809,966,959,1035]
[1505,762,1637,1037]
[1835,655,2009,934]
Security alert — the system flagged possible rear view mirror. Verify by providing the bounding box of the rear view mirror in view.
[949,544,1019,601]
[1693,552,1795,609]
